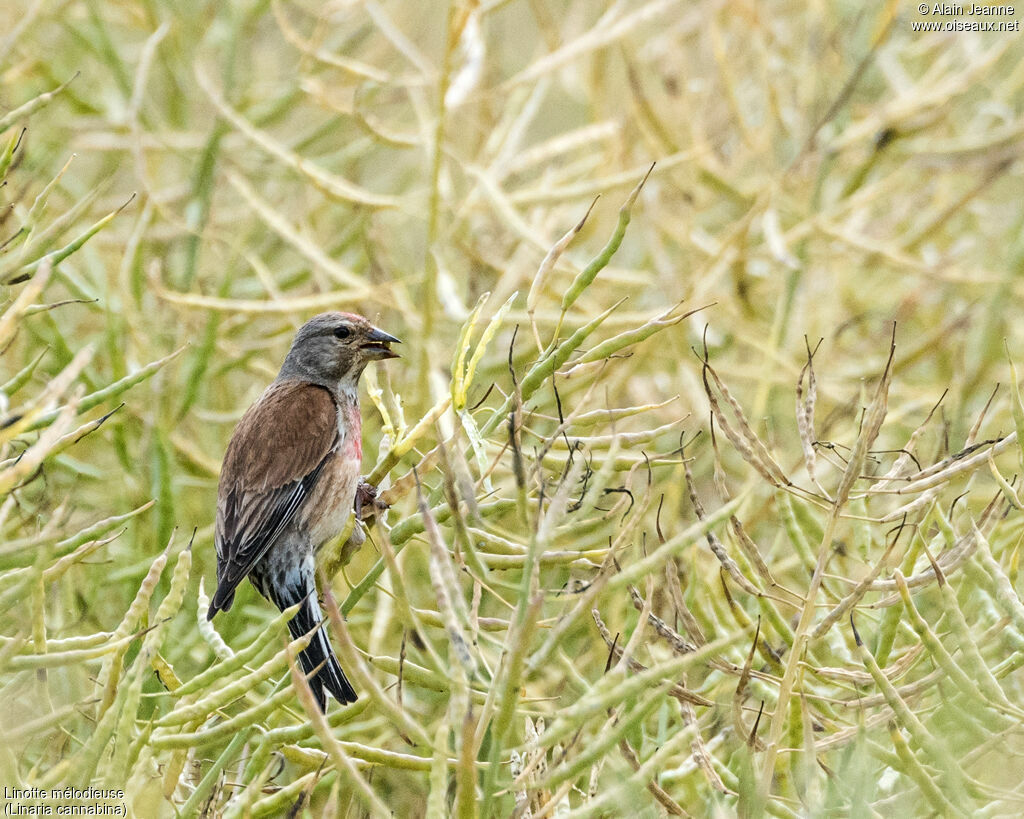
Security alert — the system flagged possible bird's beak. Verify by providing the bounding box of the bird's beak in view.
[363,325,401,359]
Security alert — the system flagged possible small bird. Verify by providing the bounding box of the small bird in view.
[207,312,399,710]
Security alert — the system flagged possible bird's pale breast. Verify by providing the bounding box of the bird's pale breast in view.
[300,400,362,548]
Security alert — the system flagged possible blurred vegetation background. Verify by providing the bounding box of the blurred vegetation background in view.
[2,0,1024,815]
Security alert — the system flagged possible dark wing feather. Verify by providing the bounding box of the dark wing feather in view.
[208,380,338,618]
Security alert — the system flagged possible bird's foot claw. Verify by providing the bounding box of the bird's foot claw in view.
[355,480,389,521]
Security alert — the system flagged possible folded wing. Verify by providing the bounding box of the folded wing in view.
[207,380,338,619]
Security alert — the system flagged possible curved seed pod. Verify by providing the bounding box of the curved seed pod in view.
[154,682,297,750]
[0,73,77,135]
[893,571,1010,726]
[851,616,972,808]
[563,302,710,374]
[96,537,168,713]
[177,599,302,698]
[20,347,184,435]
[560,164,653,315]
[196,577,234,660]
[140,540,193,658]
[156,631,313,728]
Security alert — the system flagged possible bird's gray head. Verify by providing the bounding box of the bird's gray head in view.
[277,312,400,391]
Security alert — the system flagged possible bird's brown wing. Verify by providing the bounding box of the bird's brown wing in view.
[208,380,339,618]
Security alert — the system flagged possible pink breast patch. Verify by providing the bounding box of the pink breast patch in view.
[343,403,363,459]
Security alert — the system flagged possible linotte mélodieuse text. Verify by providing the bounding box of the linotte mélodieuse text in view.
[4,789,124,801]
[2,787,126,817]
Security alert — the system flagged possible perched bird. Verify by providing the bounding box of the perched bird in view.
[207,312,399,710]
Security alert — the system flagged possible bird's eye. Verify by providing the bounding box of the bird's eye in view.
[333,326,351,340]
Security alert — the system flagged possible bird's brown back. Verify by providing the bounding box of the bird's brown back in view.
[214,380,340,581]
[218,379,339,497]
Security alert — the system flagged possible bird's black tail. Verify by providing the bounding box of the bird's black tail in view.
[287,592,358,710]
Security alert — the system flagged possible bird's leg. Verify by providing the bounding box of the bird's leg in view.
[354,479,389,522]
[327,480,391,570]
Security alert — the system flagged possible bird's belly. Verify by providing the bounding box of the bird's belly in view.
[300,451,361,549]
